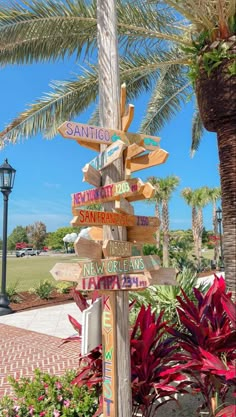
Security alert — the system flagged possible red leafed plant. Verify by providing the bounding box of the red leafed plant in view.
[66,290,190,417]
[130,305,190,417]
[165,276,236,416]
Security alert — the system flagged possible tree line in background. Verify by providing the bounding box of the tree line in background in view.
[2,179,221,270]
[2,224,81,252]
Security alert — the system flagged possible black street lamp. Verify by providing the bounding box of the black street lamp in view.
[216,207,224,271]
[0,159,16,316]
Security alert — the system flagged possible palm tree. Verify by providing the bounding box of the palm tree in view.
[0,1,235,290]
[182,186,209,267]
[208,187,221,265]
[148,175,180,267]
[145,177,161,249]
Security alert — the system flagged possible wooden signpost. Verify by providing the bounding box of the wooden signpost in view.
[56,3,175,414]
[71,210,160,228]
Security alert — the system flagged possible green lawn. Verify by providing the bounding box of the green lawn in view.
[1,254,79,291]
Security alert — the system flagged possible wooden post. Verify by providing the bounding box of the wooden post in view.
[97,1,132,416]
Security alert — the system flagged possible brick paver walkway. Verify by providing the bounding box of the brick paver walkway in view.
[0,324,80,398]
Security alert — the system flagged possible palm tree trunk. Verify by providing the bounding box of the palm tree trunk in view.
[155,202,161,248]
[197,209,203,267]
[192,207,199,261]
[217,124,236,295]
[213,203,220,265]
[162,200,169,267]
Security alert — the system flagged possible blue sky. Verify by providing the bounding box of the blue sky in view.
[0,58,220,237]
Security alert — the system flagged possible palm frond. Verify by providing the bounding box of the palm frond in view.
[117,0,193,52]
[88,106,99,126]
[0,48,190,146]
[191,106,204,156]
[119,50,190,101]
[0,0,97,65]
[152,0,226,32]
[140,63,192,134]
[0,66,98,146]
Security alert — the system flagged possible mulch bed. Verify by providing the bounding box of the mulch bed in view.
[9,289,74,313]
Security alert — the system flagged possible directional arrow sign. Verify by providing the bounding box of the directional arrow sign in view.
[102,240,142,258]
[115,198,134,215]
[77,268,177,290]
[71,210,160,228]
[73,226,158,244]
[72,178,144,208]
[58,122,114,145]
[50,263,81,282]
[127,149,169,173]
[141,137,160,151]
[88,140,126,171]
[50,263,176,290]
[127,226,157,244]
[78,273,151,291]
[79,255,160,279]
[58,121,161,147]
[82,164,102,188]
[74,236,102,259]
[147,268,177,285]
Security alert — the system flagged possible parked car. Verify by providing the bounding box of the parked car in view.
[16,248,40,257]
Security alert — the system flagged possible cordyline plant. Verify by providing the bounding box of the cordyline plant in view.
[65,290,190,417]
[163,276,236,416]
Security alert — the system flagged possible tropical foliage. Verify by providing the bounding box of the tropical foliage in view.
[129,267,209,327]
[66,291,191,417]
[0,0,235,290]
[66,278,236,417]
[166,276,236,415]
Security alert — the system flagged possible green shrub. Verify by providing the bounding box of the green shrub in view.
[130,267,209,328]
[6,281,22,303]
[0,369,98,417]
[30,280,55,299]
[55,281,73,294]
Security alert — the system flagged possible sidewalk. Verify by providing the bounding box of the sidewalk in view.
[0,302,82,397]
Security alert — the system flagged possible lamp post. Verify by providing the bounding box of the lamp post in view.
[216,207,224,271]
[0,159,16,316]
